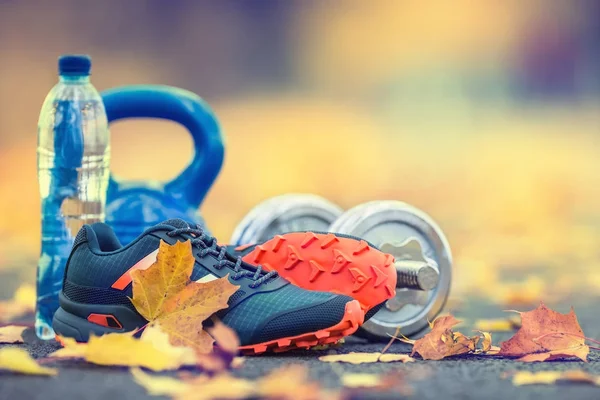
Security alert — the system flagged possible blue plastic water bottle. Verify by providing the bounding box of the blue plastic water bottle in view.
[36,55,110,339]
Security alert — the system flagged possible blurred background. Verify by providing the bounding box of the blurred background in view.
[0,0,599,306]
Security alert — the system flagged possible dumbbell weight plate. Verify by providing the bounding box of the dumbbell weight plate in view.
[230,194,344,246]
[329,200,452,340]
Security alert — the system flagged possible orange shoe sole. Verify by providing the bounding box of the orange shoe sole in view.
[55,300,364,356]
[240,232,397,312]
[239,299,364,355]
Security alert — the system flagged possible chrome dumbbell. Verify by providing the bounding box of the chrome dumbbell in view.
[328,201,452,340]
[230,193,343,245]
[230,195,452,341]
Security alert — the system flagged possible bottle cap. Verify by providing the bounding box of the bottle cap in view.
[58,54,92,76]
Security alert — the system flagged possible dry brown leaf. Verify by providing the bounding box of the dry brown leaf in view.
[407,315,493,359]
[0,347,57,376]
[517,346,589,363]
[130,240,239,353]
[0,284,35,324]
[512,370,600,386]
[52,331,190,371]
[207,319,240,354]
[480,331,492,352]
[195,320,240,374]
[499,302,588,362]
[446,331,479,356]
[411,315,468,360]
[0,325,26,343]
[319,352,414,365]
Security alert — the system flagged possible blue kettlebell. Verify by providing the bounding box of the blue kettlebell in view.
[102,85,224,245]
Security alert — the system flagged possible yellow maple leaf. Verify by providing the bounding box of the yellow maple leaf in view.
[52,331,191,371]
[130,240,239,353]
[0,325,26,344]
[140,324,197,366]
[0,347,57,376]
[318,352,414,364]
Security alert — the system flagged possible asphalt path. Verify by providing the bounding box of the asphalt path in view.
[1,295,599,400]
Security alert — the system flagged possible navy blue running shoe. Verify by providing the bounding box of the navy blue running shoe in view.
[52,219,364,354]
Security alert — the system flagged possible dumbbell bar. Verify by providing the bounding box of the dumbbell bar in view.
[230,195,452,341]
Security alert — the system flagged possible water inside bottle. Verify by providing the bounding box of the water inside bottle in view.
[36,91,109,339]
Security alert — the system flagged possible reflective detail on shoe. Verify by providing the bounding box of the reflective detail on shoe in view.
[111,249,159,290]
[87,313,123,329]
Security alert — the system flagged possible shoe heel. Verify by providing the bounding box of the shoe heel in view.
[52,307,121,342]
[52,292,146,342]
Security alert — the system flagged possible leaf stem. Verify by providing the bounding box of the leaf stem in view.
[377,327,403,361]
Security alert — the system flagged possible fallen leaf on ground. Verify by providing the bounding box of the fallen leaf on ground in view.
[401,316,495,360]
[443,331,479,357]
[195,320,240,373]
[0,284,35,324]
[0,347,57,376]
[511,370,600,386]
[341,371,413,396]
[0,325,26,343]
[207,319,239,354]
[140,324,196,366]
[479,331,492,352]
[410,315,470,360]
[473,316,521,332]
[130,367,189,396]
[485,345,501,355]
[130,240,239,354]
[175,374,254,400]
[169,365,331,400]
[341,373,382,388]
[49,336,87,359]
[319,352,414,364]
[51,331,190,371]
[499,302,589,362]
[257,364,333,400]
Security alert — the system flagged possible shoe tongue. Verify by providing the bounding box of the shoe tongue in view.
[161,219,193,229]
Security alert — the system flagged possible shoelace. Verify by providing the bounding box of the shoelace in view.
[166,227,278,288]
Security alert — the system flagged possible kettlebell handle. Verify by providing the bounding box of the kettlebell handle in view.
[102,85,224,207]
